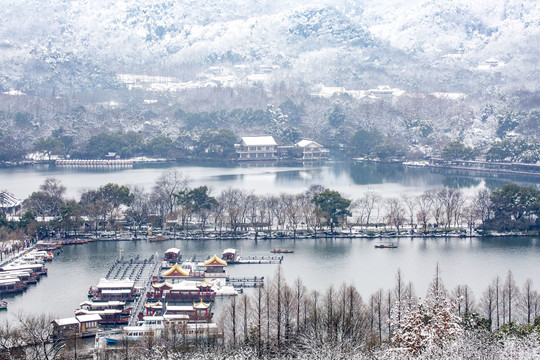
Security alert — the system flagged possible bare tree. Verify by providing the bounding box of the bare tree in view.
[492,276,502,329]
[218,188,247,236]
[522,279,535,324]
[372,289,385,345]
[18,313,62,360]
[282,194,303,239]
[360,191,381,227]
[385,197,406,234]
[453,284,475,317]
[473,188,492,227]
[416,191,433,231]
[151,171,190,226]
[505,271,519,323]
[393,269,405,328]
[401,194,416,228]
[294,277,306,336]
[480,284,496,331]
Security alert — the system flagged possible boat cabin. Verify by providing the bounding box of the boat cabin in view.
[1,263,48,276]
[164,248,182,262]
[0,278,26,294]
[79,300,126,311]
[75,308,130,325]
[222,249,237,262]
[52,314,101,338]
[88,278,137,301]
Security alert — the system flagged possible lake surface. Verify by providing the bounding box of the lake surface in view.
[1,236,540,323]
[2,160,540,201]
[2,160,540,323]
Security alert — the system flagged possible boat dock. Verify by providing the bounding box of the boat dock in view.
[229,256,283,264]
[190,255,282,265]
[102,255,162,326]
[105,255,158,288]
[128,260,161,326]
[227,276,265,288]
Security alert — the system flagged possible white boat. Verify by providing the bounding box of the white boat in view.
[123,316,165,341]
[105,316,222,344]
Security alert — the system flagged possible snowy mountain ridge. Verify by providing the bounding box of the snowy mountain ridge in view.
[0,0,537,95]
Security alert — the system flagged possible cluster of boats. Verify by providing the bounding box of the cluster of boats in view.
[54,247,272,345]
[0,249,51,298]
[101,249,234,344]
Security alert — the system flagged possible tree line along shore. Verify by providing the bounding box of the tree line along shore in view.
[1,170,539,245]
[3,266,540,359]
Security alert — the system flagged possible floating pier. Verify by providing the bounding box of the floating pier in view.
[227,276,265,288]
[105,255,159,288]
[229,256,283,264]
[190,255,282,265]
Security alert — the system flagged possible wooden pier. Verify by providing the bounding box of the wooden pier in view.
[227,276,265,288]
[190,255,282,265]
[128,260,161,326]
[106,255,158,288]
[102,255,162,325]
[229,255,283,264]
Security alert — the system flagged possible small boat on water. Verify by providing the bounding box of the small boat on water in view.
[149,235,169,242]
[374,243,398,249]
[0,301,7,310]
[270,249,294,253]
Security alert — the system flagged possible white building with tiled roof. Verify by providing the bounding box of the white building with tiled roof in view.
[295,140,329,160]
[236,136,278,161]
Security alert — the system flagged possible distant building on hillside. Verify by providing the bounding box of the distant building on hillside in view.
[368,85,395,98]
[295,140,329,160]
[236,136,278,161]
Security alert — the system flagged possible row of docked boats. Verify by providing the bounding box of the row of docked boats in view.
[0,249,50,295]
[103,249,230,345]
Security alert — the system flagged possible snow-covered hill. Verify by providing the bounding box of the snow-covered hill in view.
[0,0,537,95]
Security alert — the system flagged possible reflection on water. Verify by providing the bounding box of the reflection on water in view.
[2,236,540,323]
[2,160,540,200]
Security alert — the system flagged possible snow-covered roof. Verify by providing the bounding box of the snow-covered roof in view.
[296,140,323,148]
[241,136,277,146]
[165,305,193,311]
[53,317,79,326]
[76,314,102,323]
[96,278,134,289]
[2,90,26,96]
[0,192,21,208]
[101,289,132,294]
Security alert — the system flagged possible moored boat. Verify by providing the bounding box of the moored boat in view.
[0,301,7,310]
[149,235,169,242]
[270,249,294,253]
[374,243,398,249]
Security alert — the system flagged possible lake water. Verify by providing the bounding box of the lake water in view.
[1,236,540,323]
[2,160,540,201]
[1,160,540,322]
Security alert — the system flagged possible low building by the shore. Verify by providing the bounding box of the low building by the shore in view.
[236,136,278,161]
[295,140,329,160]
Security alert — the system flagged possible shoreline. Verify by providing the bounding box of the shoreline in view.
[44,230,539,244]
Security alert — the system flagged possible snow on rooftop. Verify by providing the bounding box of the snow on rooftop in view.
[241,136,277,146]
[431,92,467,100]
[2,90,26,96]
[296,140,323,148]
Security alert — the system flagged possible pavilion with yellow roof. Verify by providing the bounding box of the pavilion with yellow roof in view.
[162,263,191,283]
[203,255,227,275]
